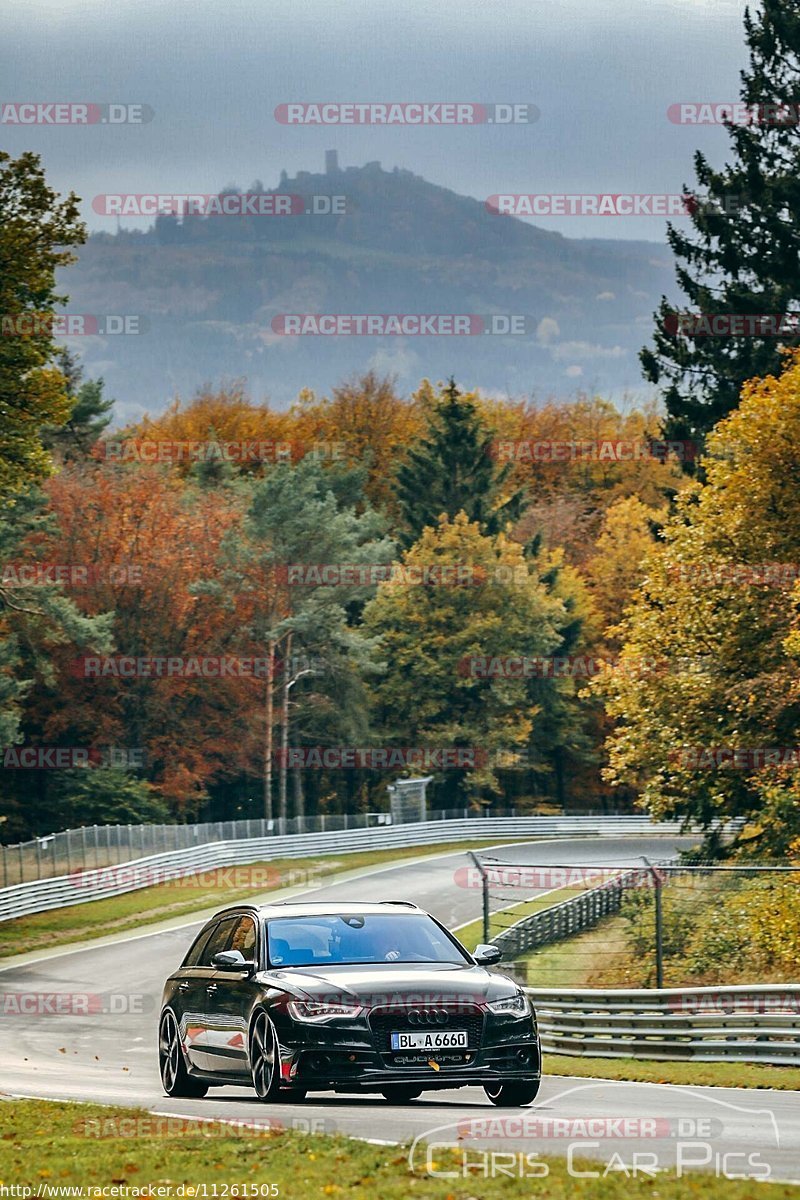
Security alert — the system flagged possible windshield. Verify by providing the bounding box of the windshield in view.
[266,912,470,967]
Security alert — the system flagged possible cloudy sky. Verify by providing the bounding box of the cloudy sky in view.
[2,0,752,240]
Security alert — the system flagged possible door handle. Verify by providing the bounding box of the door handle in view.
[178,982,189,992]
[206,983,217,994]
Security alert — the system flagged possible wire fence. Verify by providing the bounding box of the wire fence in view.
[0,811,403,888]
[470,855,800,989]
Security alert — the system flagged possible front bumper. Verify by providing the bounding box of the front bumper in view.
[274,1005,540,1093]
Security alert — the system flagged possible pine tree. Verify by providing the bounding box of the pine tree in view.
[641,1,800,455]
[393,379,524,545]
[0,152,85,498]
[42,350,114,461]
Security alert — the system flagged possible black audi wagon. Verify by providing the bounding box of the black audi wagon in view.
[159,900,541,1106]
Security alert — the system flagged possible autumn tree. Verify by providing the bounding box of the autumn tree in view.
[9,465,246,830]
[364,512,568,807]
[289,372,422,512]
[584,496,663,644]
[595,351,800,852]
[0,487,115,836]
[122,384,291,479]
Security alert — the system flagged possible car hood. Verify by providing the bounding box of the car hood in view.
[262,962,517,1007]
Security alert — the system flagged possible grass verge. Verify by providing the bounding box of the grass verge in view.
[0,1098,796,1198]
[0,839,515,961]
[544,1053,800,1091]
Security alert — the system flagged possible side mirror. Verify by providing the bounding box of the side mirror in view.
[212,949,254,971]
[473,944,502,966]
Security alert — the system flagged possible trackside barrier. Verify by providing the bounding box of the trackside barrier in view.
[525,985,800,1064]
[491,864,669,958]
[0,816,692,922]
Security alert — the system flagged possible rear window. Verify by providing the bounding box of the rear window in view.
[182,923,218,968]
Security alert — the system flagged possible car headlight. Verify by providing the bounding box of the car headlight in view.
[287,1000,364,1023]
[487,992,530,1016]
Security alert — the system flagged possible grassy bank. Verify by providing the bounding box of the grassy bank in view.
[544,1053,800,1091]
[0,1098,796,1198]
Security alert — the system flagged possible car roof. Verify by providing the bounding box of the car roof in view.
[208,901,423,920]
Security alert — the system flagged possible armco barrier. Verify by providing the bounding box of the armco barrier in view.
[493,868,638,957]
[525,984,800,1064]
[0,815,690,923]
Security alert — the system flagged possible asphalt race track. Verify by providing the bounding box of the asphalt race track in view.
[1,837,798,1182]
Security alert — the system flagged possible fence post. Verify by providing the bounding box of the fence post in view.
[468,851,490,945]
[642,857,664,988]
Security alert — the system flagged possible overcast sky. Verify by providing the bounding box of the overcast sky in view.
[2,0,751,240]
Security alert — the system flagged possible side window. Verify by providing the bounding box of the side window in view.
[198,917,238,967]
[229,916,257,963]
[182,922,218,968]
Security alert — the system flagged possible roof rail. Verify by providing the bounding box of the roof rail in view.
[379,900,419,908]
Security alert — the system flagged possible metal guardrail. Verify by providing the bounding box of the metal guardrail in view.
[492,868,642,958]
[0,811,399,887]
[0,807,634,886]
[0,815,689,923]
[525,984,800,1064]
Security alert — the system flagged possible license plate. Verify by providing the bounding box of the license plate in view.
[390,1029,468,1051]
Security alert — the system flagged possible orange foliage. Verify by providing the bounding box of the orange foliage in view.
[289,372,423,509]
[125,383,292,477]
[30,466,257,813]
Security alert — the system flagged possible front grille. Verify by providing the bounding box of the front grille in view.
[368,1004,485,1057]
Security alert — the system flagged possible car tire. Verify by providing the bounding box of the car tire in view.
[159,1009,208,1098]
[484,1079,540,1107]
[249,1010,282,1102]
[380,1086,422,1103]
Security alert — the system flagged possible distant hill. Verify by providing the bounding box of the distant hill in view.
[61,156,678,419]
